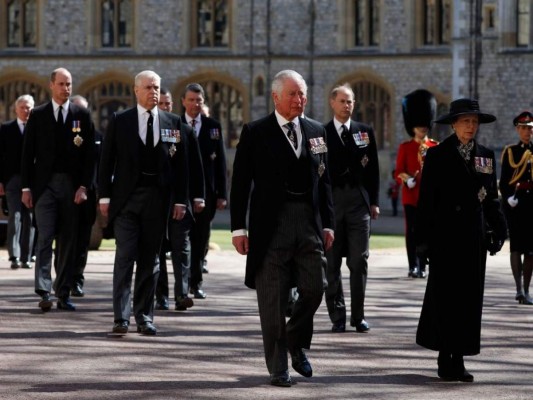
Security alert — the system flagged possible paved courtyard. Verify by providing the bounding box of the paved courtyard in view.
[0,243,532,400]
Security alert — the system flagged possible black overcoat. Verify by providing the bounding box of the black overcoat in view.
[415,134,507,355]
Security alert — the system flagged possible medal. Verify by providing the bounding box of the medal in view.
[354,131,370,146]
[210,152,217,160]
[474,157,493,174]
[361,154,369,167]
[308,137,327,154]
[72,120,81,133]
[478,186,487,202]
[210,128,220,140]
[169,144,176,157]
[73,134,83,147]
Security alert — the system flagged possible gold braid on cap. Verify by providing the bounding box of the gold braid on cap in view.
[506,148,533,185]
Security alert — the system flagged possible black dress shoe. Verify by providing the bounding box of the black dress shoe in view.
[437,352,456,381]
[71,284,84,297]
[57,297,76,311]
[270,370,292,387]
[452,355,474,382]
[137,321,157,335]
[112,320,129,334]
[155,297,169,310]
[21,262,32,269]
[332,321,346,332]
[352,319,370,333]
[10,258,21,269]
[175,296,194,311]
[191,287,207,299]
[408,268,419,278]
[290,348,313,378]
[38,293,53,312]
[417,269,427,278]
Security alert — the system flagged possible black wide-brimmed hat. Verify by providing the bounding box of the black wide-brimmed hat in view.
[434,98,496,124]
[513,111,533,126]
[402,89,436,137]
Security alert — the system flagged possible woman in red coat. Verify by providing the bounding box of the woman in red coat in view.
[395,89,438,278]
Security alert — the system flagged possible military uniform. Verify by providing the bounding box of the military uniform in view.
[498,111,533,304]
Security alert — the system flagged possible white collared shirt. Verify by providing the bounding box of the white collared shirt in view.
[275,110,302,158]
[52,99,69,123]
[137,104,160,146]
[17,118,25,134]
[185,114,201,137]
[333,118,351,144]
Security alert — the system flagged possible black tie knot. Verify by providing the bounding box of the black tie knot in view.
[57,105,64,125]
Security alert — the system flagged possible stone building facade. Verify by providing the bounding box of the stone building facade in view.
[1,0,532,211]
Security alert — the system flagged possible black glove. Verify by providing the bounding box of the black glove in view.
[486,230,504,256]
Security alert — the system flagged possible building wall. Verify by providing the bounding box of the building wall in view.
[1,0,532,211]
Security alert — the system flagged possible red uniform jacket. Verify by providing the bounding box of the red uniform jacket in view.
[395,138,438,206]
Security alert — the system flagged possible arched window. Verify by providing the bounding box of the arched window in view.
[350,81,391,150]
[517,0,531,46]
[0,78,47,121]
[81,80,135,133]
[254,76,265,97]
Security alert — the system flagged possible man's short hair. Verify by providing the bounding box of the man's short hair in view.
[271,70,307,97]
[329,83,354,100]
[183,83,205,99]
[15,94,35,108]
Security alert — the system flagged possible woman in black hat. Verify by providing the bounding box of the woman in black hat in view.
[415,98,507,382]
[499,111,533,304]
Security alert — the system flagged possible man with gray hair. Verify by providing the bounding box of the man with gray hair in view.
[99,70,190,335]
[0,94,36,269]
[231,69,334,387]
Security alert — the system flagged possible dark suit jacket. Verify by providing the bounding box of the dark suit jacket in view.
[324,119,380,210]
[21,101,96,203]
[0,119,25,185]
[98,107,188,222]
[182,115,227,200]
[230,113,335,288]
[183,126,205,208]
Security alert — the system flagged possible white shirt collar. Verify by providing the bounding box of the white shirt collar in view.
[52,99,69,112]
[137,104,158,118]
[275,110,299,129]
[333,117,351,132]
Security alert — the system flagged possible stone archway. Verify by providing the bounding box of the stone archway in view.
[0,71,48,121]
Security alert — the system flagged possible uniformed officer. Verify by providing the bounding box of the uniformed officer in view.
[499,111,533,304]
[395,89,438,278]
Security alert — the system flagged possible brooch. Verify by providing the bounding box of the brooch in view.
[478,186,487,202]
[318,161,325,177]
[169,144,176,157]
[361,154,369,167]
[73,134,83,147]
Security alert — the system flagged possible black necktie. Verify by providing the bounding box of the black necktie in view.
[286,122,298,149]
[57,106,64,125]
[341,125,351,147]
[146,111,154,148]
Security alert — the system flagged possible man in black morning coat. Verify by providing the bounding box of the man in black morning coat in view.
[21,68,95,312]
[230,70,334,387]
[98,70,188,335]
